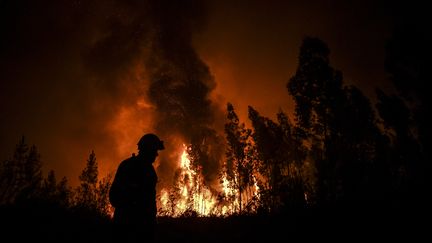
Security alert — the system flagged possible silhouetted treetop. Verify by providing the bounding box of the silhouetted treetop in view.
[287,37,344,136]
[0,136,43,204]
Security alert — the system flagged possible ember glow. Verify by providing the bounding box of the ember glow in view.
[158,145,217,217]
[158,145,260,217]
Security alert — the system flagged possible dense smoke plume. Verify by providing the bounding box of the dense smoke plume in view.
[85,0,225,187]
[0,0,225,187]
[143,0,225,187]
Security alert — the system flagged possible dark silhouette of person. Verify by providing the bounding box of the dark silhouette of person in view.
[109,133,164,243]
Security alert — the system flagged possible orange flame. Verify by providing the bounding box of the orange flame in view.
[158,145,260,217]
[159,145,217,217]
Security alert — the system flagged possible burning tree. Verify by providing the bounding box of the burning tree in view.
[159,145,218,217]
[158,104,262,217]
[222,103,259,214]
[248,107,308,213]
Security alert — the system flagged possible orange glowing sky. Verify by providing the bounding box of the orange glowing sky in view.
[1,0,413,186]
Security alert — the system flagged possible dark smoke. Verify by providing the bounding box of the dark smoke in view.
[92,0,225,187]
[0,0,225,187]
[142,0,225,187]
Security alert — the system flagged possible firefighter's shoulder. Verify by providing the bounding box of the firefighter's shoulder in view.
[118,154,138,170]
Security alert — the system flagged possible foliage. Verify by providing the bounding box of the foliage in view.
[223,103,254,213]
[376,24,430,208]
[74,150,112,218]
[248,106,307,213]
[0,136,42,204]
[286,37,394,207]
[41,170,73,207]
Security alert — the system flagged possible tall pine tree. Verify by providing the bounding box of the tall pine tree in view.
[76,150,98,210]
[0,137,43,204]
[224,103,253,213]
[287,37,388,207]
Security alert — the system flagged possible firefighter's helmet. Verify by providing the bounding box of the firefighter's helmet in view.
[137,133,165,151]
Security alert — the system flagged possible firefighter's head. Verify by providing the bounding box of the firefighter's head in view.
[137,134,164,162]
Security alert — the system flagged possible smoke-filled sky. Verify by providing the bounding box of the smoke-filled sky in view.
[0,0,420,186]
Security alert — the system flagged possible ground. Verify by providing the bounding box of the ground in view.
[1,205,428,242]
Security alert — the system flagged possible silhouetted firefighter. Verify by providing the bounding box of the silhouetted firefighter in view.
[109,133,165,243]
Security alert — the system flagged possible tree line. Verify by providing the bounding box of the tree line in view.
[1,32,429,219]
[0,136,112,221]
[220,34,429,215]
[154,32,429,217]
